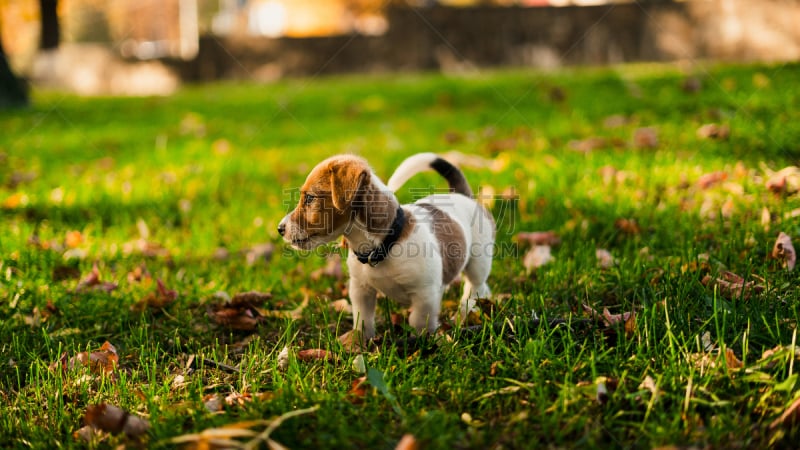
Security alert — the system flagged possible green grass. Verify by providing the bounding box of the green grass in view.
[2,62,800,448]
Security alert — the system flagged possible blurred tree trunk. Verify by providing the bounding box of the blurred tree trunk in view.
[40,0,60,50]
[0,31,29,108]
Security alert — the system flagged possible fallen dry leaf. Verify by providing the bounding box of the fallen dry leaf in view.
[203,394,224,413]
[395,434,419,450]
[126,264,151,284]
[277,346,291,371]
[724,347,744,369]
[348,376,369,404]
[633,127,658,149]
[769,396,800,430]
[74,264,118,293]
[51,341,119,378]
[225,391,253,408]
[207,291,280,331]
[523,245,553,272]
[603,114,628,129]
[297,349,339,364]
[701,271,765,300]
[244,242,275,265]
[772,232,796,270]
[84,403,149,438]
[696,171,728,189]
[568,137,607,153]
[515,231,561,247]
[614,218,640,235]
[638,375,659,401]
[122,238,171,258]
[596,249,615,269]
[696,123,730,140]
[130,279,178,313]
[330,298,352,314]
[207,304,263,331]
[764,165,800,195]
[687,347,744,371]
[583,304,635,332]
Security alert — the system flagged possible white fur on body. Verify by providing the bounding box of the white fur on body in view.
[279,154,494,340]
[347,193,494,338]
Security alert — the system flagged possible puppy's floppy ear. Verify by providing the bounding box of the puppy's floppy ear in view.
[329,161,368,210]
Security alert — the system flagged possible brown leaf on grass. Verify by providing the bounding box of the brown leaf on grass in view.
[764,166,800,195]
[395,434,419,450]
[514,231,561,247]
[772,232,796,271]
[207,303,264,331]
[724,348,744,369]
[73,425,104,443]
[596,249,615,269]
[701,271,765,300]
[232,291,274,305]
[297,349,339,364]
[310,253,344,281]
[614,218,640,235]
[696,123,730,140]
[348,376,368,404]
[330,299,352,314]
[258,293,309,320]
[687,347,744,371]
[696,171,728,189]
[131,279,178,313]
[633,127,658,149]
[207,291,272,331]
[338,329,372,354]
[126,264,152,284]
[74,264,118,293]
[84,403,150,438]
[244,242,275,266]
[203,394,224,413]
[603,114,628,129]
[638,375,659,401]
[51,341,120,378]
[123,238,171,258]
[225,392,253,408]
[582,304,636,331]
[770,396,800,430]
[523,245,553,272]
[568,137,607,153]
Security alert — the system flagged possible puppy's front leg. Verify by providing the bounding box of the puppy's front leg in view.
[348,280,378,341]
[408,288,442,335]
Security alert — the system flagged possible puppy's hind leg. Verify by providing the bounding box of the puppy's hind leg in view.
[457,259,492,324]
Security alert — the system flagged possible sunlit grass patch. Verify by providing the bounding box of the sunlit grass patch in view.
[2,62,800,448]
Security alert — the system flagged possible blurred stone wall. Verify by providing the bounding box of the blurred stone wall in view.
[171,0,800,82]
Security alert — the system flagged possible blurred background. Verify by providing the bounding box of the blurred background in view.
[1,0,799,100]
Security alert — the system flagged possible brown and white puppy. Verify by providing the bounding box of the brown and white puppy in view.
[278,153,495,342]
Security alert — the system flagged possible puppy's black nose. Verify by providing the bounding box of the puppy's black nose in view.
[278,223,286,236]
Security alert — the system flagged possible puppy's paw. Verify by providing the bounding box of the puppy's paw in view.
[338,329,370,353]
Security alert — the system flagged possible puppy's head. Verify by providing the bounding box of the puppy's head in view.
[278,155,369,250]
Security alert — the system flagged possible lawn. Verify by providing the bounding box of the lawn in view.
[2,62,800,449]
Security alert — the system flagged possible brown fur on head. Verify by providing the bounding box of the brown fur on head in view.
[283,155,371,249]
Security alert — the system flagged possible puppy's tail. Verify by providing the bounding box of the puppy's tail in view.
[387,153,473,197]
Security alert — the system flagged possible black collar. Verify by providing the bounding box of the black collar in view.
[353,206,405,266]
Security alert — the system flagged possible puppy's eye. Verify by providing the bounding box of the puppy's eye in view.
[304,194,316,205]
